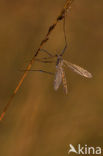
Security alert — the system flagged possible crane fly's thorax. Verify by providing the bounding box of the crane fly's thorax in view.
[56,57,63,68]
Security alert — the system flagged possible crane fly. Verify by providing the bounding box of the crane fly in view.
[20,17,93,95]
[54,56,92,94]
[54,17,92,94]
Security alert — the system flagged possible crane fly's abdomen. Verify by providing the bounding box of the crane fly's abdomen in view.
[54,66,62,90]
[54,58,68,95]
[61,68,68,95]
[54,58,63,91]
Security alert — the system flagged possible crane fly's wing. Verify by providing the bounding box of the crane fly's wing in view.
[63,60,92,78]
[61,68,68,95]
[54,65,62,91]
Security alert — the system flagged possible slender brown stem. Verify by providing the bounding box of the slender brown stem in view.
[0,0,74,121]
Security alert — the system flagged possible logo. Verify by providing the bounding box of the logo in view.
[68,144,102,155]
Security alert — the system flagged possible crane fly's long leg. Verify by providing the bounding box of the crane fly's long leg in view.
[63,60,92,78]
[40,49,53,56]
[34,58,55,63]
[60,17,67,56]
[25,58,55,64]
[39,49,57,60]
[40,49,57,58]
[20,69,54,75]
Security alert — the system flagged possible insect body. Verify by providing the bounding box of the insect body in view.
[54,56,68,94]
[54,56,92,94]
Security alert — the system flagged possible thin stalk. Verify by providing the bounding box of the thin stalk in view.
[0,0,74,121]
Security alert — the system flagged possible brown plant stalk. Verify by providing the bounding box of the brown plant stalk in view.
[0,0,74,121]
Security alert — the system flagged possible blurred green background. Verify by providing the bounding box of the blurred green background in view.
[0,0,103,156]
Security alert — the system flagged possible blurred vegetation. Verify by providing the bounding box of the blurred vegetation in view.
[0,0,103,156]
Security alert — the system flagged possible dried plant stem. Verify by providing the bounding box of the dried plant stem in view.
[0,0,74,121]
